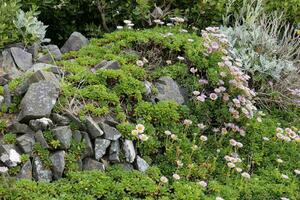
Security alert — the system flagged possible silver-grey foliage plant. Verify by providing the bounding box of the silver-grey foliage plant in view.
[13,9,48,45]
[221,0,300,80]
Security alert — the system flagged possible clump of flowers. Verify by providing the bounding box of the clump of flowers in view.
[275,127,300,142]
[131,124,149,141]
[123,20,134,29]
[191,26,257,127]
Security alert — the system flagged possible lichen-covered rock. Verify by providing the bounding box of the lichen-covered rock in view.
[10,47,32,71]
[7,122,34,135]
[3,84,11,108]
[29,118,54,131]
[81,132,93,158]
[144,80,153,96]
[0,76,8,86]
[17,160,32,179]
[16,133,35,154]
[37,45,62,63]
[29,63,56,72]
[0,144,21,167]
[51,113,70,126]
[135,156,149,172]
[0,95,4,108]
[100,122,121,141]
[100,114,119,127]
[64,110,85,130]
[95,60,120,70]
[15,70,59,95]
[27,43,40,58]
[50,150,65,179]
[82,158,105,171]
[1,49,22,78]
[52,126,72,149]
[153,76,185,104]
[61,32,89,53]
[109,140,120,163]
[73,130,82,142]
[35,130,49,149]
[32,156,52,182]
[86,116,103,139]
[94,138,110,160]
[18,81,60,122]
[123,139,136,163]
[114,163,134,171]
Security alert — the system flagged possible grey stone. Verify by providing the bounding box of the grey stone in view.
[32,156,52,182]
[10,47,32,71]
[135,156,149,172]
[100,122,121,141]
[16,133,35,154]
[0,144,21,167]
[0,76,8,86]
[82,158,105,171]
[94,60,108,71]
[144,80,152,96]
[3,84,11,108]
[0,95,4,108]
[18,80,60,122]
[73,130,82,142]
[99,60,120,70]
[7,122,34,135]
[50,150,65,179]
[100,114,119,127]
[61,32,89,53]
[0,144,19,155]
[86,116,103,139]
[17,160,32,179]
[15,70,59,95]
[51,113,70,126]
[50,66,64,76]
[29,118,54,131]
[153,76,185,104]
[64,110,85,130]
[115,163,134,171]
[29,63,56,72]
[94,138,110,160]
[4,43,24,49]
[37,45,62,63]
[1,49,22,78]
[123,139,136,163]
[27,43,40,58]
[81,132,93,158]
[35,130,50,149]
[52,126,72,149]
[109,140,120,162]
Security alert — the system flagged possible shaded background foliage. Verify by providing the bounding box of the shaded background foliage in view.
[19,0,299,46]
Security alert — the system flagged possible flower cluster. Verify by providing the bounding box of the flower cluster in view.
[131,124,149,141]
[224,154,242,168]
[119,20,134,29]
[200,27,257,119]
[136,57,149,67]
[170,17,185,24]
[276,127,300,142]
[153,19,164,25]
